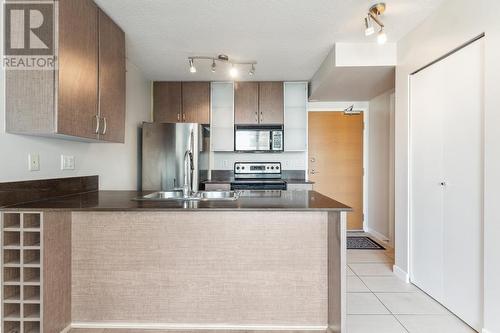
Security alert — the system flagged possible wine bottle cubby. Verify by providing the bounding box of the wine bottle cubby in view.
[2,212,42,333]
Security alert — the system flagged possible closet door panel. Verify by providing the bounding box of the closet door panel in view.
[441,39,483,331]
[410,59,445,302]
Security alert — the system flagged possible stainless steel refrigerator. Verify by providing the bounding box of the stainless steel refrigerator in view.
[141,122,210,191]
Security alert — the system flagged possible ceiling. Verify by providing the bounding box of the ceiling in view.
[94,0,444,82]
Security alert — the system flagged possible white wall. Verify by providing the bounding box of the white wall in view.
[0,60,152,190]
[395,0,500,331]
[367,90,395,244]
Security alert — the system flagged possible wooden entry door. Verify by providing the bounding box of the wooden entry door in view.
[308,112,364,230]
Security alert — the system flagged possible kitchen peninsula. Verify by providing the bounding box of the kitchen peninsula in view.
[1,176,350,333]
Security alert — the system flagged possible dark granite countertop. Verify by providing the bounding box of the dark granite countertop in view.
[1,190,350,212]
[202,179,315,185]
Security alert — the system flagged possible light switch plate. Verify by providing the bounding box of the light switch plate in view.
[61,155,75,170]
[28,153,40,171]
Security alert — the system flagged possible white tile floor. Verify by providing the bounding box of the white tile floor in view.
[346,247,476,333]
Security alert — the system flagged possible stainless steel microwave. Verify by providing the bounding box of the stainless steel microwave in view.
[234,125,283,152]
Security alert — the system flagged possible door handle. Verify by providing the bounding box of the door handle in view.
[95,115,100,134]
[310,157,316,163]
[102,117,107,135]
[440,181,447,187]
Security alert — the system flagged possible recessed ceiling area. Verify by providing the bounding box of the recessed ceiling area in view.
[94,0,444,83]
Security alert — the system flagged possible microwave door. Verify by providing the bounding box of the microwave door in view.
[235,130,258,151]
[256,131,271,150]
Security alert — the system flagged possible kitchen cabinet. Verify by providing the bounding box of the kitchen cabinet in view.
[5,0,126,142]
[284,82,308,151]
[57,0,99,140]
[1,211,71,333]
[234,82,259,124]
[234,81,284,125]
[259,82,284,124]
[410,39,482,331]
[98,9,126,142]
[154,82,182,123]
[182,82,210,124]
[211,82,234,151]
[153,82,210,124]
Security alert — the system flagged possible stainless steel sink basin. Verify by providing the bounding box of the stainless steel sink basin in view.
[135,190,239,201]
[138,190,185,200]
[194,191,239,201]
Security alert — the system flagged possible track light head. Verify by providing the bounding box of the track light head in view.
[229,65,238,78]
[377,28,387,44]
[364,16,375,36]
[189,58,196,73]
[249,64,255,76]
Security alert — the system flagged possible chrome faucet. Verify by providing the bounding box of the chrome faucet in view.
[183,149,194,198]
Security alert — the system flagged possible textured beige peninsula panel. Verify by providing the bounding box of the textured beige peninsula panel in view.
[71,211,329,326]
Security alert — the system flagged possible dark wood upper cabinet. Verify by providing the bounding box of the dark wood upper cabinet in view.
[181,82,210,124]
[98,9,126,143]
[259,81,284,124]
[57,0,99,139]
[5,0,126,142]
[234,82,259,125]
[153,82,209,124]
[153,82,182,123]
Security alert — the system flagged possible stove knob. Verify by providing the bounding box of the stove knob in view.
[236,166,240,170]
[271,166,274,170]
[242,166,245,170]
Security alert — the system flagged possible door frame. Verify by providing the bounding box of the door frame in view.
[307,102,369,232]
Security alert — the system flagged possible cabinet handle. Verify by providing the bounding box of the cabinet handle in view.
[177,113,180,121]
[260,111,263,123]
[182,113,186,122]
[95,115,100,134]
[102,117,107,135]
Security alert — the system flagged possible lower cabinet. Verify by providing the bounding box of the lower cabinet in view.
[1,211,71,333]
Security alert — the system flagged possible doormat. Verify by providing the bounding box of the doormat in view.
[347,236,385,250]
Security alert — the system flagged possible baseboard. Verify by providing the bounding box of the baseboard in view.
[60,324,72,333]
[393,265,410,283]
[364,227,390,244]
[70,322,327,330]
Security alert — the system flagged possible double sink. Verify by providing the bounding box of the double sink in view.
[136,190,239,201]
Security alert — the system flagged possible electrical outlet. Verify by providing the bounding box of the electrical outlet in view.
[28,153,40,171]
[222,160,229,168]
[61,155,75,170]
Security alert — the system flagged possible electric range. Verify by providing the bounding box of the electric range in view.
[230,162,287,190]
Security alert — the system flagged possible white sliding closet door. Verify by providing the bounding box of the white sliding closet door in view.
[410,39,483,331]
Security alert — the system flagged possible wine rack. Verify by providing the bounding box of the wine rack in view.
[2,212,42,333]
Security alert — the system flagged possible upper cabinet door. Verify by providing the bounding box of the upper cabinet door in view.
[259,82,284,124]
[98,9,126,143]
[234,82,259,124]
[182,82,210,124]
[57,0,99,139]
[154,82,182,123]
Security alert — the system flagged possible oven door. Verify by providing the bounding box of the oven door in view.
[235,130,271,151]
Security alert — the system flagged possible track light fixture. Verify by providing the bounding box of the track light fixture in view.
[187,54,257,77]
[364,3,387,44]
